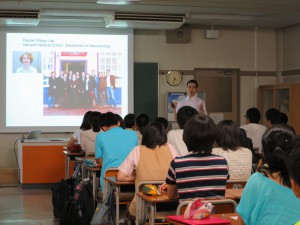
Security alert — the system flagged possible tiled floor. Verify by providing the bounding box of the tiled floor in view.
[0,186,59,225]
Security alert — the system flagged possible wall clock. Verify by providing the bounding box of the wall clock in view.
[166,70,182,86]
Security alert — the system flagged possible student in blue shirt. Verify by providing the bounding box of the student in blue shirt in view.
[95,112,138,189]
[237,125,300,225]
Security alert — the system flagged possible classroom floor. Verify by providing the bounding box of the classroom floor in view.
[0,185,127,225]
[0,185,59,225]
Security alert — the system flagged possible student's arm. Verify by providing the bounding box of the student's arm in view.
[96,158,102,168]
[117,170,135,182]
[66,136,77,148]
[159,183,179,199]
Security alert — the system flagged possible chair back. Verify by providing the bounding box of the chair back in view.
[176,199,238,215]
[226,179,247,189]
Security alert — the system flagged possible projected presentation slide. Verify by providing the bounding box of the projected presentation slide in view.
[6,33,129,128]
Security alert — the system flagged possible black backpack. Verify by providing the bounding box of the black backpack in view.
[60,179,94,225]
[51,178,75,219]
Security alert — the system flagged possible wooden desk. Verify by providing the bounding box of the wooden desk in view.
[167,213,244,225]
[17,138,68,187]
[63,150,85,179]
[83,164,101,208]
[225,189,244,201]
[103,176,135,225]
[136,192,179,225]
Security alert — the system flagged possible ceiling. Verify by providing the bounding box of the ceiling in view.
[1,0,300,29]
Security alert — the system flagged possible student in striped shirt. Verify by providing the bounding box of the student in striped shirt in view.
[160,113,229,202]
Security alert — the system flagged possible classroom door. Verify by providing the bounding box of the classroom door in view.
[195,69,240,124]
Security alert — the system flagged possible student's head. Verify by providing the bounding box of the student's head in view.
[124,113,136,129]
[240,128,253,150]
[280,112,288,124]
[245,107,261,124]
[20,52,33,65]
[262,124,296,187]
[154,117,168,130]
[135,113,150,134]
[183,114,217,153]
[287,147,300,198]
[216,120,241,151]
[99,112,118,130]
[177,106,198,129]
[186,80,198,98]
[89,111,101,132]
[265,108,282,127]
[80,111,92,130]
[115,114,125,129]
[141,121,167,149]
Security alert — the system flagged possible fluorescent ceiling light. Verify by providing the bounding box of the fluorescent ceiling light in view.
[96,0,140,5]
[187,13,253,20]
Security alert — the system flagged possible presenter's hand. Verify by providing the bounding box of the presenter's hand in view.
[198,104,204,113]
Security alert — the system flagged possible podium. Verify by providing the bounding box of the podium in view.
[18,138,68,188]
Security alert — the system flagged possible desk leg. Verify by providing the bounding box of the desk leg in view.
[92,170,96,209]
[150,203,155,225]
[116,185,120,225]
[65,155,70,179]
[136,195,144,225]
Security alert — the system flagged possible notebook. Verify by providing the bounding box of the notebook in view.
[167,215,230,225]
[26,130,42,139]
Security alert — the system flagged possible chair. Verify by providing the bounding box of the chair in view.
[226,179,247,189]
[176,199,238,215]
[136,181,178,225]
[101,167,135,225]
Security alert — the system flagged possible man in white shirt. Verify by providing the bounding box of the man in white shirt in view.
[171,80,207,121]
[240,107,267,153]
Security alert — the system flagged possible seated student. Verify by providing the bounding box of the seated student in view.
[80,111,101,157]
[265,108,282,128]
[160,114,228,202]
[115,113,125,129]
[240,128,259,172]
[240,107,267,153]
[154,116,169,131]
[237,125,300,225]
[66,110,92,148]
[167,106,198,156]
[95,112,138,189]
[124,113,136,130]
[288,147,300,199]
[117,121,178,219]
[135,113,150,144]
[212,120,252,180]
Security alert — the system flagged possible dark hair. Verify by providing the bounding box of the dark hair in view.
[177,106,198,129]
[124,113,136,129]
[141,121,167,149]
[261,124,295,187]
[99,112,118,128]
[246,107,261,123]
[216,120,241,151]
[115,114,125,129]
[89,111,101,132]
[187,79,198,88]
[280,112,288,124]
[80,111,92,130]
[288,147,300,187]
[183,114,216,153]
[154,117,168,130]
[135,113,150,135]
[265,108,282,125]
